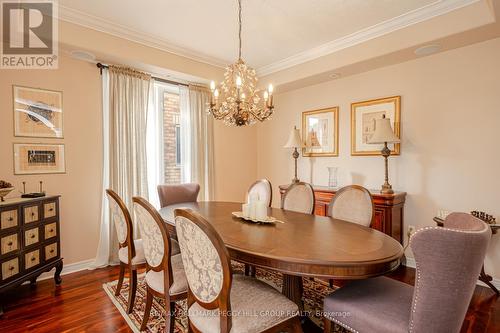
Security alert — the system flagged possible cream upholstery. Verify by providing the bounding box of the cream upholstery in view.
[145,254,188,296]
[118,239,146,265]
[108,194,128,243]
[175,215,223,303]
[134,203,165,267]
[189,274,299,333]
[281,182,315,214]
[247,179,273,207]
[328,185,373,226]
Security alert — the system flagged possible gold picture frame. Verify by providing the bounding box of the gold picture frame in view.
[13,143,66,175]
[351,96,401,156]
[13,85,64,138]
[302,107,339,157]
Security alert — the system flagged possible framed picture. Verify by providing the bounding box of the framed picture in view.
[13,85,63,138]
[351,96,401,156]
[13,143,66,175]
[302,107,339,157]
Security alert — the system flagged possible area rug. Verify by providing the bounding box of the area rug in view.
[103,262,347,332]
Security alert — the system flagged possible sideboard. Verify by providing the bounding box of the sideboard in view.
[0,195,63,316]
[279,185,406,244]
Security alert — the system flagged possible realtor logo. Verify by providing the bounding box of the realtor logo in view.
[1,0,58,69]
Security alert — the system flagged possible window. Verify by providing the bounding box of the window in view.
[175,124,181,166]
[162,89,182,184]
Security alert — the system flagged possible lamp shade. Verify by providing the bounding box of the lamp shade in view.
[368,118,400,144]
[284,127,304,148]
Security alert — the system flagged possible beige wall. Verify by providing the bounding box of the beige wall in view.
[0,55,102,265]
[0,55,253,266]
[257,38,500,279]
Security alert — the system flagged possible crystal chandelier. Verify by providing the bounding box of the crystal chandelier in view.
[208,0,274,126]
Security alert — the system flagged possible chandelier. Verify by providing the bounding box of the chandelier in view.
[208,0,274,126]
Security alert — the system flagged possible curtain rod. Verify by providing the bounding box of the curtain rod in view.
[96,62,189,87]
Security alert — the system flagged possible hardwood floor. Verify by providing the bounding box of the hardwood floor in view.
[0,265,498,332]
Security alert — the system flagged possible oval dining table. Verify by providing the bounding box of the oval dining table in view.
[159,201,404,309]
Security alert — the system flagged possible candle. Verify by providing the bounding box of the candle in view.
[242,203,250,218]
[255,200,267,221]
[249,201,257,220]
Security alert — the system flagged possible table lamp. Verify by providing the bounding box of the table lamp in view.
[284,126,305,183]
[368,115,400,194]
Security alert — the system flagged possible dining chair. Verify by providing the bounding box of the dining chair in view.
[281,182,315,214]
[174,208,303,333]
[106,189,146,314]
[323,212,491,333]
[327,185,374,227]
[133,197,188,332]
[247,179,273,207]
[157,183,200,208]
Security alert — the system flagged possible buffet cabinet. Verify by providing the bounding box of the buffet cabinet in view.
[0,195,63,315]
[279,185,406,244]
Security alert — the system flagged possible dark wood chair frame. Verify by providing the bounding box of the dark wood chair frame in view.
[281,182,316,215]
[245,179,273,277]
[106,189,140,314]
[327,184,375,225]
[133,197,188,333]
[174,208,303,333]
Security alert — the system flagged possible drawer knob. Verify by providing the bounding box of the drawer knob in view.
[50,249,54,253]
[49,208,54,212]
[9,266,14,271]
[31,234,36,239]
[8,217,13,221]
[7,241,13,246]
[49,229,54,233]
[31,256,36,261]
[31,212,35,216]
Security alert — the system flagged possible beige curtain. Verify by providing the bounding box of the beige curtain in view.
[91,65,152,267]
[180,85,215,201]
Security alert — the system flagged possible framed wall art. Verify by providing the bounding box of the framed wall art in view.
[13,143,66,175]
[13,85,63,138]
[351,96,401,156]
[302,107,339,157]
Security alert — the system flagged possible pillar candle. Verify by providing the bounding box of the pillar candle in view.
[255,200,267,221]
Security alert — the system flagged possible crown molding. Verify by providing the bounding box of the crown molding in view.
[257,0,480,76]
[58,5,227,69]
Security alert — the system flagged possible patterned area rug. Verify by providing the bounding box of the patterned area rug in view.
[103,262,348,332]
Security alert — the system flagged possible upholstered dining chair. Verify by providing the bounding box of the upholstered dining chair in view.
[323,212,491,333]
[281,182,315,214]
[327,185,374,227]
[106,189,146,314]
[157,183,200,208]
[133,197,188,332]
[174,208,303,333]
[247,179,273,207]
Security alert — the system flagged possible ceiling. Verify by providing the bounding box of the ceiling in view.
[58,0,477,74]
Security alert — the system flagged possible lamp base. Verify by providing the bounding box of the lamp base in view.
[380,183,394,194]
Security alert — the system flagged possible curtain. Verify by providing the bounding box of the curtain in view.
[146,82,164,208]
[179,85,215,201]
[90,66,152,268]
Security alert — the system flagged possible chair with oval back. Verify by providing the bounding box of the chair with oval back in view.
[133,197,188,332]
[327,185,374,227]
[281,182,315,215]
[106,189,146,314]
[174,208,303,333]
[247,179,273,207]
[322,212,491,333]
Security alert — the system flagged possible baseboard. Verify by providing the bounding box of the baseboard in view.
[36,259,94,282]
[403,257,500,290]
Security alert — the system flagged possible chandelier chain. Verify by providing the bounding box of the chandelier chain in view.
[238,0,242,59]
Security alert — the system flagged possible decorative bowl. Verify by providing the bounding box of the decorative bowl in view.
[0,187,14,202]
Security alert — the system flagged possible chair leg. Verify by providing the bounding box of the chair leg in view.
[290,316,303,333]
[115,262,125,296]
[245,264,250,276]
[127,269,137,313]
[141,288,153,331]
[164,299,175,333]
[329,279,334,288]
[323,317,332,333]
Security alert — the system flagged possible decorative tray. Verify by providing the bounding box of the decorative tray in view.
[231,212,283,224]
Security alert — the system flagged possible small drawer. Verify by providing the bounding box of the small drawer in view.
[1,209,18,230]
[1,257,19,281]
[44,202,56,219]
[1,233,19,255]
[25,249,40,270]
[45,243,58,260]
[25,227,40,247]
[24,205,39,224]
[44,223,57,240]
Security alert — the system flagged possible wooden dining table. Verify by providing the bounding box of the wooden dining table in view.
[159,201,404,308]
